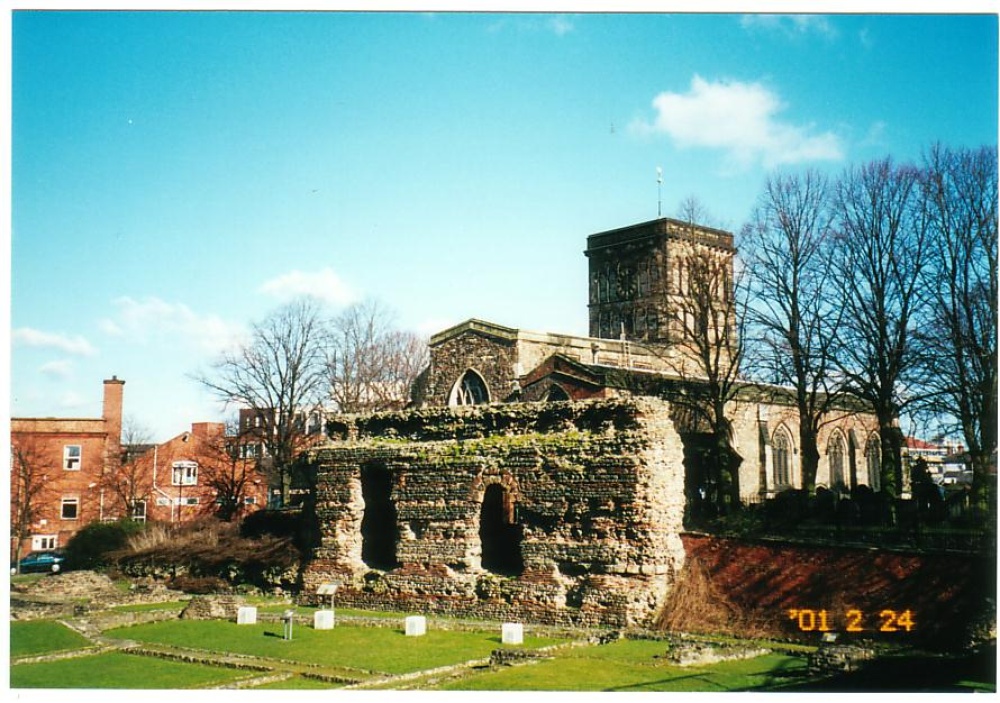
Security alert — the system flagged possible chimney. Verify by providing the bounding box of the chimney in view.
[191,422,225,440]
[103,376,125,448]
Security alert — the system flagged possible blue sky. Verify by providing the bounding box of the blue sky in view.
[9,8,998,441]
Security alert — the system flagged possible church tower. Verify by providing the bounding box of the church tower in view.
[584,217,735,345]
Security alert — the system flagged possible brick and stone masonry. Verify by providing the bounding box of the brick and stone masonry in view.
[302,397,687,628]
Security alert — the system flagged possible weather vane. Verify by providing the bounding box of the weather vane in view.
[656,166,663,218]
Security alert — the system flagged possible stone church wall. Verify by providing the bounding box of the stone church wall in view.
[305,398,687,628]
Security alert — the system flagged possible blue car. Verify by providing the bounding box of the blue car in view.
[12,551,66,575]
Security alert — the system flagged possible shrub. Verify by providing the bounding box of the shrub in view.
[63,519,146,571]
[112,518,303,593]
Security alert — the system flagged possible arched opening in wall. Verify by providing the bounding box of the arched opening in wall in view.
[681,432,716,527]
[449,369,490,406]
[360,463,399,571]
[545,383,570,402]
[479,483,523,576]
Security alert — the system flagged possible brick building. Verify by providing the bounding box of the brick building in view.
[125,421,269,523]
[11,377,125,558]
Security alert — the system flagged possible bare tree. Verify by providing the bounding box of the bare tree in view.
[10,437,53,569]
[328,299,429,413]
[742,169,847,493]
[197,418,262,521]
[830,157,932,498]
[660,199,748,515]
[916,143,998,508]
[101,416,155,521]
[195,297,330,507]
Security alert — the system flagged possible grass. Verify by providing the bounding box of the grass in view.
[438,637,811,692]
[10,620,95,658]
[11,651,253,689]
[103,618,564,675]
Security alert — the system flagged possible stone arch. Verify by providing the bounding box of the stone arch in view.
[771,424,795,489]
[826,429,848,491]
[471,472,523,576]
[448,369,491,407]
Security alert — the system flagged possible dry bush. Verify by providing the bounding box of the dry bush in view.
[655,557,770,639]
[113,517,302,591]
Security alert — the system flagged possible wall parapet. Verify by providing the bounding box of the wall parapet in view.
[325,398,649,443]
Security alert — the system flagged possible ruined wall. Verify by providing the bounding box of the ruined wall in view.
[305,398,686,628]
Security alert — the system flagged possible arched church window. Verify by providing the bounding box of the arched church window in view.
[828,432,846,489]
[866,435,881,491]
[637,262,650,296]
[449,370,490,406]
[545,384,570,402]
[773,427,793,488]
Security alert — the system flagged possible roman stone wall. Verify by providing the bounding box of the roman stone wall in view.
[306,398,687,628]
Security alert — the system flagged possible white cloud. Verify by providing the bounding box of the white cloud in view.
[258,268,357,307]
[39,360,75,379]
[58,390,87,410]
[100,296,246,354]
[632,75,844,170]
[740,14,837,38]
[13,327,98,356]
[548,16,575,36]
[487,15,574,36]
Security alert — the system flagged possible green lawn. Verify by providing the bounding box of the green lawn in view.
[10,620,95,658]
[11,651,253,689]
[103,618,564,675]
[439,638,811,692]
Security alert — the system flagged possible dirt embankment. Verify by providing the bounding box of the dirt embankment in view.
[657,534,996,650]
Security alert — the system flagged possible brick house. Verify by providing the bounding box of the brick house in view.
[10,377,125,558]
[126,421,268,523]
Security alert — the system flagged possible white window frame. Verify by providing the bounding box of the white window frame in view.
[156,497,171,507]
[64,444,82,471]
[131,499,147,522]
[171,461,198,486]
[178,496,199,506]
[61,497,80,520]
[32,534,58,551]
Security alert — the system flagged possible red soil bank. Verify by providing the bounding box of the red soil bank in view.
[659,533,995,649]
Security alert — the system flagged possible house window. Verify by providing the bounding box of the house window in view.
[131,499,147,522]
[171,461,198,486]
[32,535,58,551]
[61,497,79,520]
[156,497,171,507]
[773,429,792,488]
[64,445,81,471]
[244,496,257,505]
[181,497,199,506]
